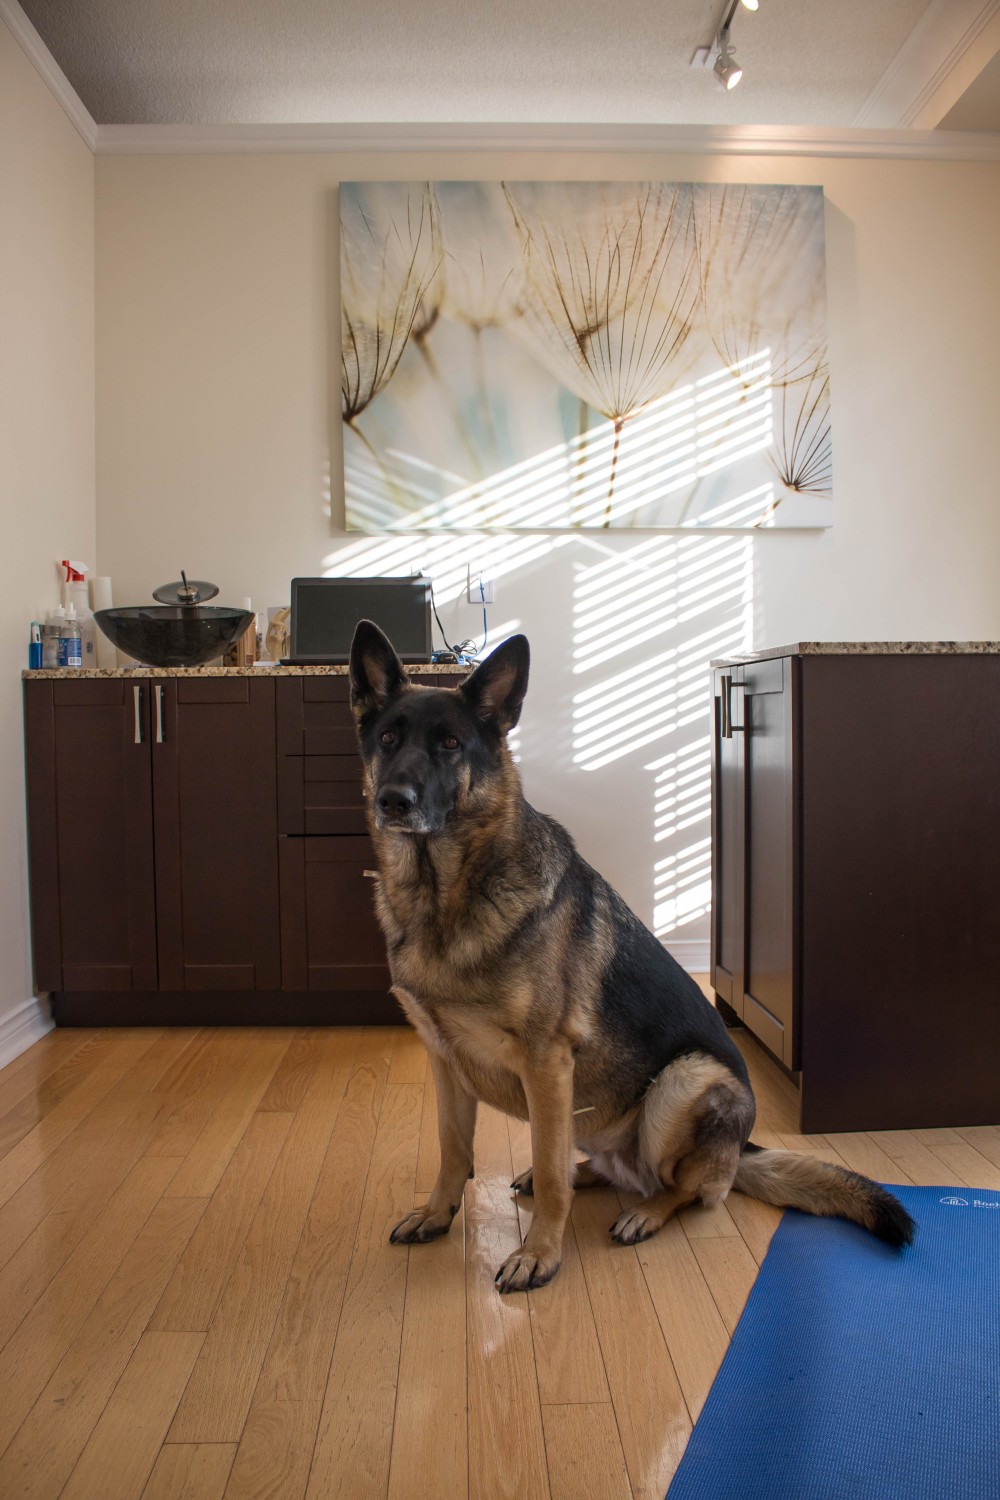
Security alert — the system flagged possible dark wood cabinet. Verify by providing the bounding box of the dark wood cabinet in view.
[24,668,454,1025]
[711,649,1000,1132]
[24,676,279,997]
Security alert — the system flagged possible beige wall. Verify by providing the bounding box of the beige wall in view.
[1,20,95,1052]
[95,149,1000,959]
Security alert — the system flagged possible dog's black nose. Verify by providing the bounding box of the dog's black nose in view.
[378,784,418,818]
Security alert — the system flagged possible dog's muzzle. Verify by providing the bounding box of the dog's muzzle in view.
[375,782,427,832]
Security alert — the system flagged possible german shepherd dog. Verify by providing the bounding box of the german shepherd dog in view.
[350,621,915,1293]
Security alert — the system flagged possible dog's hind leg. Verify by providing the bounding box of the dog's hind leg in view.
[391,1052,477,1245]
[610,1053,752,1246]
[511,1156,604,1197]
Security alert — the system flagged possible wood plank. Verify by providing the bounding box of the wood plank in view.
[915,1128,1000,1189]
[0,1163,197,1482]
[0,1032,116,1158]
[679,1198,740,1240]
[151,1112,293,1332]
[508,1116,610,1406]
[689,1234,759,1336]
[0,1031,200,1340]
[635,1216,731,1422]
[60,1333,205,1500]
[542,1403,631,1500]
[0,1029,167,1209]
[868,1129,958,1187]
[387,1026,427,1085]
[257,1030,334,1112]
[143,1445,238,1500]
[957,1125,1000,1170]
[222,1031,389,1500]
[571,1188,691,1500]
[304,1082,423,1500]
[170,1033,358,1443]
[165,1033,293,1197]
[387,1200,467,1500]
[414,1067,439,1195]
[723,1191,783,1266]
[0,1029,99,1120]
[822,1131,914,1185]
[143,1032,262,1159]
[464,1106,549,1500]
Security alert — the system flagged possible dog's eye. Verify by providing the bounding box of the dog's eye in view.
[379,730,396,747]
[441,735,459,751]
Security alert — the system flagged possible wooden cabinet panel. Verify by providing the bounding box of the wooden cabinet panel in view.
[152,678,279,991]
[710,668,743,1011]
[742,658,795,1067]
[24,680,157,992]
[279,836,390,992]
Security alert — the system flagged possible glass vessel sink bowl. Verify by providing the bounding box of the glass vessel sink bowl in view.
[95,605,254,669]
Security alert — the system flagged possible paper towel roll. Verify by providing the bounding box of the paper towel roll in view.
[90,577,118,669]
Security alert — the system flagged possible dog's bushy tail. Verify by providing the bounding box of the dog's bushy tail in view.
[734,1143,916,1247]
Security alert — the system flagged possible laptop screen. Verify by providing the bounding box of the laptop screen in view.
[289,576,433,663]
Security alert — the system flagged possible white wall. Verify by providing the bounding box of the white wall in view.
[1,19,95,1057]
[95,149,1000,961]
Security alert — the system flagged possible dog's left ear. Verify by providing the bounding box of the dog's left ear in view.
[350,619,406,714]
[459,635,530,734]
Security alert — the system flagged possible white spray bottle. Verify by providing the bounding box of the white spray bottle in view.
[61,560,97,668]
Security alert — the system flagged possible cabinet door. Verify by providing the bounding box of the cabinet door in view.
[742,657,796,1067]
[710,666,745,1012]
[279,835,390,992]
[24,679,157,991]
[151,678,280,990]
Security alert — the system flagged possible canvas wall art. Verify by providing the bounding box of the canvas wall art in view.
[341,180,832,530]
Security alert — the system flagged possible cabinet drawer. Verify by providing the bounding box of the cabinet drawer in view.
[276,673,451,754]
[278,755,368,834]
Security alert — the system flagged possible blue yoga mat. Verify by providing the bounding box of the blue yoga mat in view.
[667,1185,1000,1500]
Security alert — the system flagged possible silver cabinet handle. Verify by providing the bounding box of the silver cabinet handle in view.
[155,685,164,743]
[133,685,142,743]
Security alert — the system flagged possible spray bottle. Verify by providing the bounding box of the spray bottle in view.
[61,561,97,667]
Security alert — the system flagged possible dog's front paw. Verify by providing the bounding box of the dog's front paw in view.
[389,1206,456,1244]
[493,1247,560,1293]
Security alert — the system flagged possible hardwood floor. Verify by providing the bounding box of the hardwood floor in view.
[0,1008,998,1499]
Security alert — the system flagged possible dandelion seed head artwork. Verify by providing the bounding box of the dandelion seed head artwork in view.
[341,180,832,531]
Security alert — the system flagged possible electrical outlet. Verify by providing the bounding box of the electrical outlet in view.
[467,567,495,604]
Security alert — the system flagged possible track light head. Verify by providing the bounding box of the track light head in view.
[714,29,743,90]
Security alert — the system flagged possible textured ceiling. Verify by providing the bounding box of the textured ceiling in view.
[17,0,943,128]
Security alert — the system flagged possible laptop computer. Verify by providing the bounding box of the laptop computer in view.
[282,576,434,665]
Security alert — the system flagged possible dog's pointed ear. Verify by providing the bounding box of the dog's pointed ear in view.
[459,635,530,734]
[350,619,405,714]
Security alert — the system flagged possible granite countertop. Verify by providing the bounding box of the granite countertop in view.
[710,641,1000,667]
[23,663,471,680]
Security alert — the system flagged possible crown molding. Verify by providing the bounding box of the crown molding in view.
[854,0,1000,128]
[93,120,1000,161]
[0,0,97,149]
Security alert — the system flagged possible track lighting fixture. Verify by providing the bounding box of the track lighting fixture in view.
[691,0,759,89]
[714,28,743,90]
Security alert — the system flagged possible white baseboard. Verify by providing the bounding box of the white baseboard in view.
[0,995,55,1071]
[661,938,710,975]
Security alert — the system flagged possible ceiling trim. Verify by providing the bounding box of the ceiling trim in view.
[93,121,1000,160]
[853,0,1000,128]
[1,0,97,149]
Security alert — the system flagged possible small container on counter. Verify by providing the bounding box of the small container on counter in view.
[28,623,42,670]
